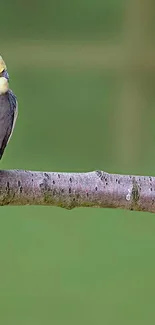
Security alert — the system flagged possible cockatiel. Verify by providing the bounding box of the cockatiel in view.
[0,56,18,159]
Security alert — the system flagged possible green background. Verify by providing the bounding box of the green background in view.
[0,0,155,324]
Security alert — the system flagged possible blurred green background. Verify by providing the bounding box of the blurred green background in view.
[0,0,155,324]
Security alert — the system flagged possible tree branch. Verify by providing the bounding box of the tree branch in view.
[0,169,154,213]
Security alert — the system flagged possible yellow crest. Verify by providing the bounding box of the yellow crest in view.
[0,56,6,73]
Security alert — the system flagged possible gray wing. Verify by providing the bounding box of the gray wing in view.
[7,90,18,144]
[0,90,17,159]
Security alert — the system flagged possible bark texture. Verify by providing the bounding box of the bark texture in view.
[0,169,154,213]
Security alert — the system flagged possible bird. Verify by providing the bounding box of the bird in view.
[0,56,18,159]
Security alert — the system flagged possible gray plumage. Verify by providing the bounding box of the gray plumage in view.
[0,89,18,159]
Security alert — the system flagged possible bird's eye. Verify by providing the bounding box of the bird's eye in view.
[0,69,4,77]
[0,56,7,74]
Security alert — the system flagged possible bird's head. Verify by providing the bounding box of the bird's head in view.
[0,56,9,95]
[0,56,9,80]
